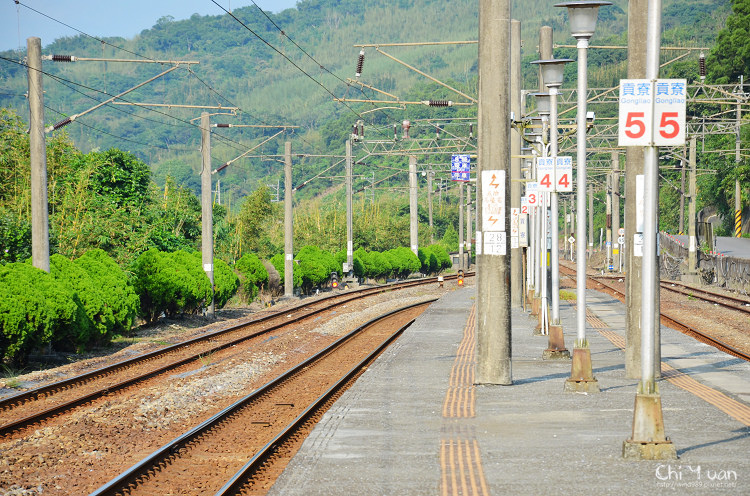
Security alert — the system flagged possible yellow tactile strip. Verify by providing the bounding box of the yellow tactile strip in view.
[442,304,477,418]
[588,309,750,427]
[439,437,491,496]
[439,304,490,495]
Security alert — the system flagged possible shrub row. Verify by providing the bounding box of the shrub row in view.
[0,249,139,364]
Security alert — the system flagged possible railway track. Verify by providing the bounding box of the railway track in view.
[0,275,465,438]
[90,301,432,496]
[558,262,750,362]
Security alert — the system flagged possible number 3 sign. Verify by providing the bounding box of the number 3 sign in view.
[618,79,686,147]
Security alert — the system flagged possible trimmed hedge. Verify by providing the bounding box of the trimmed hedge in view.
[235,252,268,302]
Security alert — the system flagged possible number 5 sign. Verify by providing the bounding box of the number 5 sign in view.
[618,79,686,147]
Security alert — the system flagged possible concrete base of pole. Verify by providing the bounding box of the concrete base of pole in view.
[622,383,677,460]
[564,346,600,393]
[542,325,570,360]
[530,296,540,316]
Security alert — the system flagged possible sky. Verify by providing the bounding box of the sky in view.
[1,1,300,52]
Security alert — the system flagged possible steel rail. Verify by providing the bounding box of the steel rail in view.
[90,300,435,496]
[0,276,468,434]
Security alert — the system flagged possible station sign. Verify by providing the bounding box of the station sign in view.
[618,79,687,147]
[451,154,471,181]
[526,181,539,206]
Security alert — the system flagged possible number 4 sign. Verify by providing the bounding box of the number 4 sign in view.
[536,157,572,192]
[555,156,573,192]
[618,79,686,147]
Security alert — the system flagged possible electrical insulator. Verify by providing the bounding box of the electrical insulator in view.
[435,124,441,139]
[52,117,72,130]
[469,124,474,139]
[358,121,364,139]
[355,49,365,78]
[216,123,231,128]
[699,52,706,80]
[393,124,398,141]
[352,124,359,140]
[51,54,75,62]
[215,163,230,173]
[428,100,452,107]
[402,120,410,139]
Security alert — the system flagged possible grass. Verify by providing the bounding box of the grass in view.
[1,364,26,389]
[559,290,577,301]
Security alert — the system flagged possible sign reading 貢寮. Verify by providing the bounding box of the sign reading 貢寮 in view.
[481,170,506,232]
[618,79,686,147]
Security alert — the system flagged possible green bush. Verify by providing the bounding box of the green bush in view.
[74,249,139,336]
[428,244,452,272]
[0,263,77,365]
[235,252,269,302]
[212,258,240,308]
[418,247,438,275]
[132,249,211,322]
[385,247,421,279]
[296,245,337,292]
[270,253,303,289]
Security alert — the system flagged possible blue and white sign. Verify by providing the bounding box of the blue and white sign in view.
[451,154,471,182]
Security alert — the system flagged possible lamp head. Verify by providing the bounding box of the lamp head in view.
[555,1,612,40]
[531,92,551,115]
[530,58,574,88]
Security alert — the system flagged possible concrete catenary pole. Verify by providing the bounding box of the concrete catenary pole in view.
[459,181,465,270]
[428,169,434,243]
[466,184,473,269]
[284,141,294,297]
[625,0,648,379]
[409,155,419,256]
[476,0,512,385]
[588,183,594,256]
[200,112,215,317]
[612,152,621,271]
[345,140,354,274]
[623,0,677,461]
[688,137,698,274]
[736,90,743,237]
[28,37,50,273]
[510,19,523,308]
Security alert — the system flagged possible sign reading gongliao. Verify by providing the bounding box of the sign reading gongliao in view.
[618,79,687,147]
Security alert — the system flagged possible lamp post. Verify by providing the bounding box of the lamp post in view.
[556,0,611,392]
[529,96,550,329]
[530,60,572,359]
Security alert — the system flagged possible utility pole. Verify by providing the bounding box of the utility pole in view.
[284,142,294,297]
[200,112,215,317]
[606,171,613,267]
[467,184,473,270]
[428,169,434,243]
[476,0,512,385]
[346,140,354,274]
[623,0,677,461]
[612,152,621,271]
[28,37,49,273]
[688,137,698,275]
[736,84,743,237]
[625,0,660,380]
[679,154,686,234]
[409,155,419,256]
[459,182,465,269]
[625,0,648,379]
[510,19,523,308]
[588,183,594,257]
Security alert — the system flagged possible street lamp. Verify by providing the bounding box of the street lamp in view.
[555,0,611,392]
[531,58,572,359]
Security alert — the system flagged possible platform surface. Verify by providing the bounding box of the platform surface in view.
[269,285,750,495]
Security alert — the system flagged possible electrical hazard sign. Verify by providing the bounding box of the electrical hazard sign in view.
[481,170,506,232]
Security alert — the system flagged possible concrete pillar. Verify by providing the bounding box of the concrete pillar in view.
[200,112,215,317]
[459,181,465,270]
[510,19,523,307]
[28,37,50,273]
[409,155,418,256]
[346,140,353,273]
[476,0,512,385]
[284,142,294,297]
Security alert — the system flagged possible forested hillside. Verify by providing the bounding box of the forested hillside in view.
[0,0,745,268]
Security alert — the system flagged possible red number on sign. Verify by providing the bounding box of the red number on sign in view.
[540,174,552,188]
[521,206,528,215]
[528,193,536,205]
[624,112,646,139]
[659,112,679,139]
[557,173,570,189]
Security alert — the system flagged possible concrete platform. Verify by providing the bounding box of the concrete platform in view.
[269,286,750,495]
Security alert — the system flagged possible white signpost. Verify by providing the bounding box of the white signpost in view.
[555,156,573,192]
[536,157,555,192]
[618,79,687,147]
[481,170,506,256]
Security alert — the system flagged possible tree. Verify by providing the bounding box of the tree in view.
[706,0,750,84]
[235,252,269,302]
